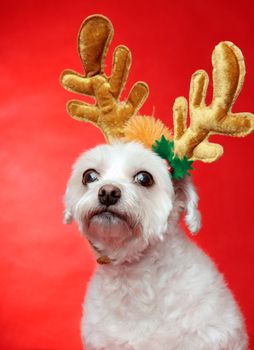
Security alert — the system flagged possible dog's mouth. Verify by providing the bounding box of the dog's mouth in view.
[84,207,142,255]
[88,208,129,225]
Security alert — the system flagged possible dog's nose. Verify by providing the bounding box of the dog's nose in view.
[98,185,121,206]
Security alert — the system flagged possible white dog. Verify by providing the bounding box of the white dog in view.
[64,141,248,350]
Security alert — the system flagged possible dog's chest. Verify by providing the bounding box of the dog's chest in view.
[82,267,160,348]
[81,239,246,350]
[87,265,162,317]
[82,260,189,348]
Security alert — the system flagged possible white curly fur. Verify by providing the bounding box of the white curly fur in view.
[65,142,248,350]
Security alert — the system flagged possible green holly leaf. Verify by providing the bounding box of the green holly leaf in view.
[152,135,194,180]
[152,135,174,161]
[170,155,194,180]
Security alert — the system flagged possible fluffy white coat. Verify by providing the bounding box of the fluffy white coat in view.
[64,142,248,350]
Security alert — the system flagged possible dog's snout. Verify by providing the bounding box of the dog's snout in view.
[98,185,121,206]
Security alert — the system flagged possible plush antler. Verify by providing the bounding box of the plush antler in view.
[60,14,149,143]
[61,15,253,164]
[173,41,254,162]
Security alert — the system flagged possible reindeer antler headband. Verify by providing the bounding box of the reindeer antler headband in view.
[61,14,254,179]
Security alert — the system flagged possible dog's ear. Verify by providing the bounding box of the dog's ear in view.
[63,187,73,224]
[63,209,73,224]
[173,177,201,234]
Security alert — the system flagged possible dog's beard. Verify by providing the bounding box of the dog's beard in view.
[85,208,137,249]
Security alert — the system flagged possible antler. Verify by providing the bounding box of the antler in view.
[173,41,254,162]
[60,14,149,143]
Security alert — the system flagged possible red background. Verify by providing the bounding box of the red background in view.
[1,0,254,349]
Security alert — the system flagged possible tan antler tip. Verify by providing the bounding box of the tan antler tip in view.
[109,45,132,99]
[173,96,188,142]
[78,14,114,77]
[67,100,99,123]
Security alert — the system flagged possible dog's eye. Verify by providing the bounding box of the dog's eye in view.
[82,169,99,185]
[134,171,154,187]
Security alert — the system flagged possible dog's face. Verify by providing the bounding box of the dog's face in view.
[64,142,200,263]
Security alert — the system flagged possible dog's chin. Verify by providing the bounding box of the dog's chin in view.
[85,209,136,248]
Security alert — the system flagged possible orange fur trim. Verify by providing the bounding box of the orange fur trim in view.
[123,115,173,148]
